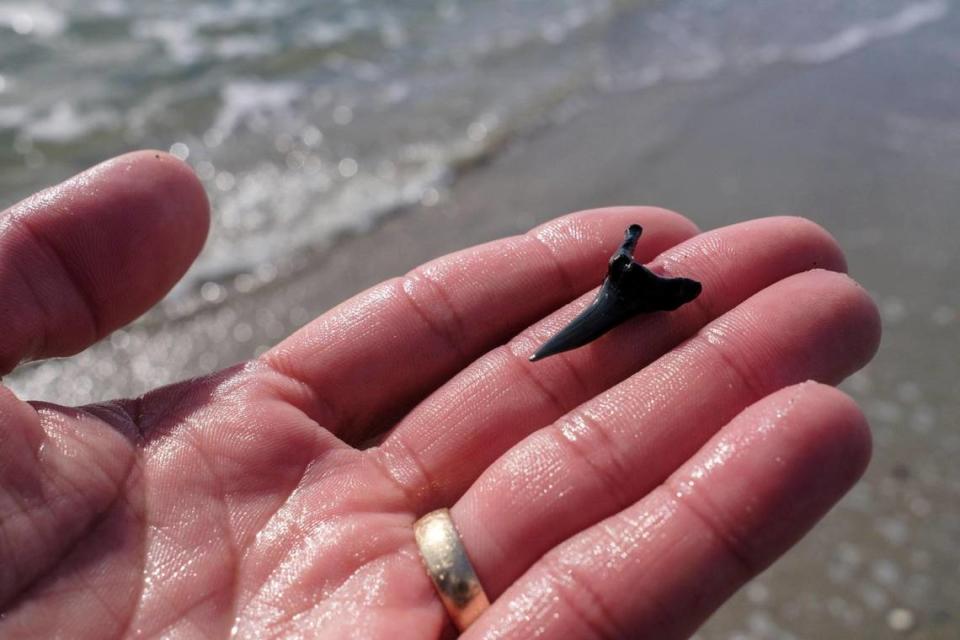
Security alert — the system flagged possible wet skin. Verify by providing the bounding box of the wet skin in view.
[0,152,880,638]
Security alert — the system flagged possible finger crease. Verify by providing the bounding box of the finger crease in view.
[259,359,343,432]
[695,330,768,402]
[549,411,635,509]
[17,216,103,339]
[662,483,758,577]
[372,440,436,515]
[527,233,578,300]
[504,347,574,418]
[5,252,51,361]
[394,277,468,361]
[544,553,628,640]
[551,350,593,400]
[407,268,470,354]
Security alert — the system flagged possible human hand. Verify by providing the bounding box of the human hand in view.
[0,152,880,638]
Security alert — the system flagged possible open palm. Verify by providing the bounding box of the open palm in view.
[0,152,880,639]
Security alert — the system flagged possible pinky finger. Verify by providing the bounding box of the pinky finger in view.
[464,382,871,640]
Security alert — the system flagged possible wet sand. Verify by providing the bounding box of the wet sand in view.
[9,11,960,639]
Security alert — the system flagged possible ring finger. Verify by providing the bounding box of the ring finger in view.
[463,383,872,639]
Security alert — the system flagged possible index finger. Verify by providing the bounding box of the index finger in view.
[261,208,698,444]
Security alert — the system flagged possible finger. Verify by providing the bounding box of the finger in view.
[0,150,209,373]
[454,268,880,596]
[261,207,697,443]
[379,217,848,509]
[0,388,138,610]
[463,383,871,639]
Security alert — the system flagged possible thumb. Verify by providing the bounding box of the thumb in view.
[0,150,209,374]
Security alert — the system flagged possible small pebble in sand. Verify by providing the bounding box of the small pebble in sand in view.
[887,607,915,632]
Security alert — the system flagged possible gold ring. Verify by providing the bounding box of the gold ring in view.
[414,508,490,631]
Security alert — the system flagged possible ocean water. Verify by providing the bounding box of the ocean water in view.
[0,0,951,300]
[2,4,959,638]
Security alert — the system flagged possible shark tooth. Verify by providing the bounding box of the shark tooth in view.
[529,224,702,362]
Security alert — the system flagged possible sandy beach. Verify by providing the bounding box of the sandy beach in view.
[6,5,960,639]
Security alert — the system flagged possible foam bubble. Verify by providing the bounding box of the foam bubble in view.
[213,81,304,137]
[24,102,116,143]
[0,4,67,37]
[790,1,949,64]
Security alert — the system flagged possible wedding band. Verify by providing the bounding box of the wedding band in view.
[413,508,490,631]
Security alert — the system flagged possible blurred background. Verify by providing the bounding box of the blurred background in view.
[1,0,958,637]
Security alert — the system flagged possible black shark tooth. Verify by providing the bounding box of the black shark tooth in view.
[529,224,702,362]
